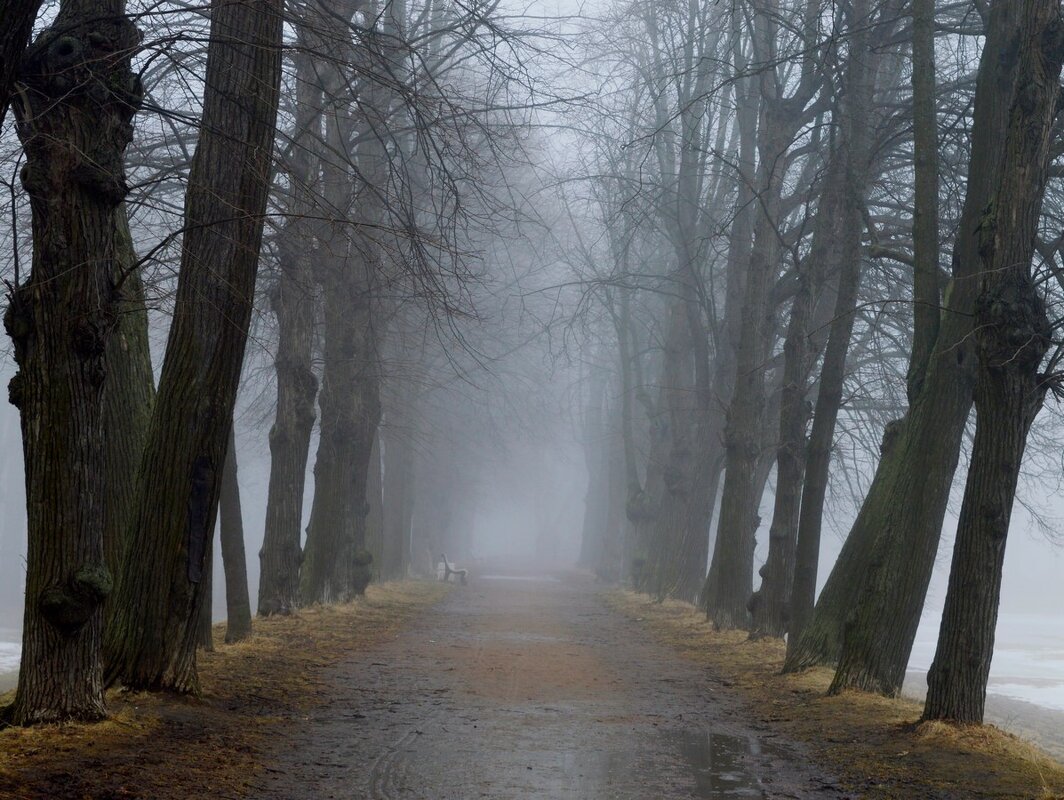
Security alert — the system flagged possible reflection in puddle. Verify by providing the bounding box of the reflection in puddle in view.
[666,729,780,798]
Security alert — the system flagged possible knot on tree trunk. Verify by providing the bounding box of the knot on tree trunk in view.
[976,275,1050,372]
[17,15,143,203]
[39,562,113,634]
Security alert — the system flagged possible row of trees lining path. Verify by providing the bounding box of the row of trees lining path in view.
[2,0,1064,742]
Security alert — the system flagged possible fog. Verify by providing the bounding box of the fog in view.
[3,0,1064,792]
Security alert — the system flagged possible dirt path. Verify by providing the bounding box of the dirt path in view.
[256,573,842,799]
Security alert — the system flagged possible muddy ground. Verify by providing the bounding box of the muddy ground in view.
[255,573,839,799]
[1,574,1060,799]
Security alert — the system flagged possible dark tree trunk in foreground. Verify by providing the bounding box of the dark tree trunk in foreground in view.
[801,0,1027,694]
[0,0,43,126]
[924,0,1062,723]
[6,0,140,724]
[257,27,320,617]
[105,0,282,692]
[220,425,252,643]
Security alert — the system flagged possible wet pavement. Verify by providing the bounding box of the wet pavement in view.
[257,572,841,799]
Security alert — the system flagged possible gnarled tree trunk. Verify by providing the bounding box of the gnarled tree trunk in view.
[7,0,140,724]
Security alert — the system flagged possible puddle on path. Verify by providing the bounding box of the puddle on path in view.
[666,729,784,798]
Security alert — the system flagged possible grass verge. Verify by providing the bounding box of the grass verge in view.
[0,580,449,800]
[607,590,1064,800]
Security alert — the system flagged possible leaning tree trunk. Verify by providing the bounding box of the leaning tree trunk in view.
[923,0,1061,722]
[257,31,320,617]
[798,0,1029,693]
[220,425,252,643]
[104,0,282,693]
[6,0,140,725]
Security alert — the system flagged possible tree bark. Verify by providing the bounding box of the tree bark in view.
[0,0,43,126]
[923,0,1062,723]
[6,0,140,724]
[104,0,282,692]
[750,268,812,639]
[102,208,155,577]
[257,28,321,617]
[220,425,252,643]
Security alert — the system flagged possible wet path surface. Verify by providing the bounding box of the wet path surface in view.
[258,574,841,799]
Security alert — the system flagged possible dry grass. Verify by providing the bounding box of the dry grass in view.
[0,580,449,800]
[607,590,1064,800]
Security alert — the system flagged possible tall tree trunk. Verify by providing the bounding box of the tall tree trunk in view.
[647,302,694,598]
[923,0,1062,723]
[103,209,155,576]
[703,4,788,628]
[750,270,812,638]
[790,0,1027,692]
[300,1,384,603]
[104,0,282,692]
[0,0,43,126]
[300,268,382,602]
[257,30,320,617]
[220,425,252,643]
[6,0,140,724]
